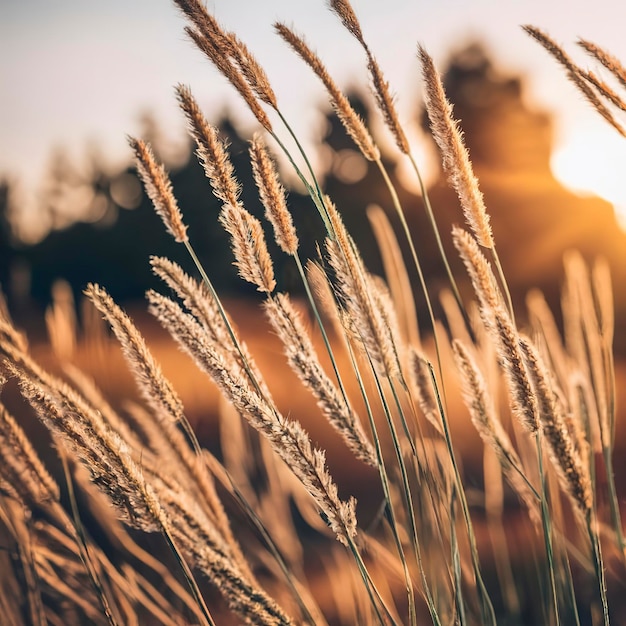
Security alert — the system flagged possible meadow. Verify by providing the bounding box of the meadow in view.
[0,1,625,624]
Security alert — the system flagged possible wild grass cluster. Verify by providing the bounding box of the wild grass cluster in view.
[1,1,625,624]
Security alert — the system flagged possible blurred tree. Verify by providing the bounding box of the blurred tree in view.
[417,43,626,351]
[0,179,14,292]
[3,43,626,351]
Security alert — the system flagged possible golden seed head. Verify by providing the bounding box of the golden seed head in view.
[249,135,298,255]
[128,136,188,243]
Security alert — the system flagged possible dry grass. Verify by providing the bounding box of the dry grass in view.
[0,3,625,625]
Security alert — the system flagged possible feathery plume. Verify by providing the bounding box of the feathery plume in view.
[222,32,278,109]
[175,0,278,107]
[408,349,443,435]
[175,85,241,207]
[329,0,409,153]
[452,340,540,524]
[579,69,626,113]
[184,27,273,131]
[577,38,626,92]
[264,293,376,466]
[13,361,290,625]
[328,0,363,42]
[452,227,501,310]
[150,257,275,405]
[0,402,60,505]
[219,203,276,293]
[165,501,293,626]
[147,292,358,546]
[249,135,298,255]
[523,26,626,137]
[492,305,540,434]
[419,46,493,247]
[11,364,162,532]
[150,257,230,346]
[128,137,188,243]
[173,0,275,129]
[86,281,250,571]
[451,227,541,431]
[85,284,186,424]
[520,336,592,517]
[275,23,380,161]
[324,199,402,378]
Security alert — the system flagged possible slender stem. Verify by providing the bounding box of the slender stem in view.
[268,125,332,234]
[367,354,441,626]
[347,535,401,626]
[535,431,561,626]
[427,361,496,625]
[158,523,216,626]
[602,443,626,564]
[216,461,321,626]
[275,109,326,209]
[60,453,122,626]
[364,395,419,626]
[587,513,610,626]
[294,250,420,622]
[557,534,582,626]
[343,336,421,625]
[184,242,388,623]
[599,345,625,563]
[293,252,353,414]
[374,158,447,394]
[407,153,475,341]
[489,246,516,325]
[449,485,468,626]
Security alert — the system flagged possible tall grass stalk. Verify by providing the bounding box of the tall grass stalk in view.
[535,431,561,625]
[426,361,497,625]
[0,4,624,625]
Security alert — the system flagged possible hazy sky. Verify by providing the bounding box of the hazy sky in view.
[2,0,626,219]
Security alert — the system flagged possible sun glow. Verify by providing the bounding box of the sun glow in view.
[552,124,626,230]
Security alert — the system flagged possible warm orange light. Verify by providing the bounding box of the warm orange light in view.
[552,122,626,229]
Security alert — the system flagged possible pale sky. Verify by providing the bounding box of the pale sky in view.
[2,0,626,224]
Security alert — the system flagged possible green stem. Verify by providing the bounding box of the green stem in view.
[587,512,610,625]
[183,240,269,403]
[185,237,387,624]
[275,109,326,209]
[367,354,441,626]
[158,523,216,626]
[557,535,582,626]
[216,462,321,626]
[602,443,626,565]
[449,485,468,626]
[407,153,475,341]
[489,246,516,325]
[374,158,446,396]
[535,431,561,626]
[347,535,401,626]
[344,337,420,625]
[427,361,496,625]
[60,453,122,626]
[599,344,625,564]
[269,120,332,234]
[293,252,353,415]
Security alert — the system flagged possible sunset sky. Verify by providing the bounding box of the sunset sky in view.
[2,0,626,227]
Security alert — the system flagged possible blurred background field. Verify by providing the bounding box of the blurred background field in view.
[2,2,626,621]
[3,38,626,502]
[3,0,626,485]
